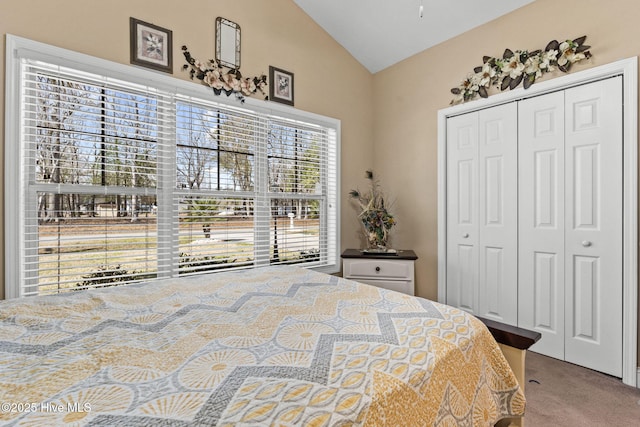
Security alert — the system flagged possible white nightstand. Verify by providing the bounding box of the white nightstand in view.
[341,249,418,295]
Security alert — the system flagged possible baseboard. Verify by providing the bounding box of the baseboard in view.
[637,367,640,389]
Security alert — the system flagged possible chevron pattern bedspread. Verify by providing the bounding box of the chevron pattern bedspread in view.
[0,266,524,426]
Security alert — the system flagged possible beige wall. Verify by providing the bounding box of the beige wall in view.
[375,0,637,301]
[373,0,639,359]
[0,0,374,300]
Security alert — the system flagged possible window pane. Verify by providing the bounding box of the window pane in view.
[28,193,158,295]
[270,198,321,265]
[218,110,256,191]
[177,102,256,191]
[178,196,255,274]
[268,124,322,194]
[219,150,254,191]
[34,75,158,188]
[176,145,220,190]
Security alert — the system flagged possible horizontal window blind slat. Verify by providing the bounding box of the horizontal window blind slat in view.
[11,48,339,297]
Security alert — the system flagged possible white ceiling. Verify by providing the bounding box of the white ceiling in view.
[293,0,536,74]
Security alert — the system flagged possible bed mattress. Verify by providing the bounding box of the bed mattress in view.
[0,266,524,426]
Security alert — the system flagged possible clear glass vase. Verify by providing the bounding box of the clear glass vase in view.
[362,224,389,253]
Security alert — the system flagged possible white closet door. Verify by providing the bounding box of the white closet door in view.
[446,112,479,314]
[478,104,518,324]
[564,77,622,377]
[518,91,566,359]
[446,104,517,321]
[518,77,623,375]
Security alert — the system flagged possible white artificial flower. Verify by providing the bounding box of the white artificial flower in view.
[478,62,496,86]
[524,56,542,78]
[539,50,558,71]
[461,77,477,93]
[204,71,223,89]
[544,49,558,62]
[240,78,256,95]
[193,60,207,72]
[572,52,586,62]
[504,55,525,78]
[558,41,578,66]
[469,71,483,87]
[223,74,241,91]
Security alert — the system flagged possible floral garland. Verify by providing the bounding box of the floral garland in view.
[182,46,267,102]
[450,36,591,105]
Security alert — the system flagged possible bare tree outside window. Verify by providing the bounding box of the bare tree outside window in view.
[13,54,336,296]
[33,73,160,292]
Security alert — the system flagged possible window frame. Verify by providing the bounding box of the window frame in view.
[5,35,341,298]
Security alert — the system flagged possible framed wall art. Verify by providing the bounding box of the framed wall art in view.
[269,66,294,106]
[130,17,173,73]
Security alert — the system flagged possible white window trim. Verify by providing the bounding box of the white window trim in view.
[5,34,341,299]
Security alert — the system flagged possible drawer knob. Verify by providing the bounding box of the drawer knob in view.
[462,233,469,238]
[375,266,381,272]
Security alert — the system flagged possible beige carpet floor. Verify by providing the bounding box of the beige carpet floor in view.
[523,351,640,426]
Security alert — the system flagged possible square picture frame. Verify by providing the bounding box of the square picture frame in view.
[269,66,294,106]
[130,17,173,74]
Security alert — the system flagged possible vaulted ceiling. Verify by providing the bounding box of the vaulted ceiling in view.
[293,0,536,73]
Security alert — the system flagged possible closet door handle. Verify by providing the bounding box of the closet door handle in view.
[582,240,592,247]
[462,233,469,238]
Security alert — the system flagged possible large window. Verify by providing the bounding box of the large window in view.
[5,36,339,298]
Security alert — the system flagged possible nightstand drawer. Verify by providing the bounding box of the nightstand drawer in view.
[343,259,413,280]
[341,249,418,296]
[355,278,413,295]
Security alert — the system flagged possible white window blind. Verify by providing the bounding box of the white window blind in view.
[5,36,340,298]
[20,61,170,296]
[266,117,333,266]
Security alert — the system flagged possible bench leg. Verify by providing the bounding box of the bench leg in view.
[495,344,526,427]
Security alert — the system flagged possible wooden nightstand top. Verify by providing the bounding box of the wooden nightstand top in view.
[340,248,418,261]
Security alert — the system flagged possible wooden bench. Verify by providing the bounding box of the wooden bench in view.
[477,317,542,427]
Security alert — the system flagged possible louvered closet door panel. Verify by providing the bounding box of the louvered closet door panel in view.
[478,103,518,325]
[518,90,566,360]
[564,77,622,377]
[446,112,479,314]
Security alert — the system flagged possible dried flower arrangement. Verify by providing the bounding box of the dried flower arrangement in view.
[349,170,396,251]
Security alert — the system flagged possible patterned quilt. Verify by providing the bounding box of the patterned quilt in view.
[0,266,524,426]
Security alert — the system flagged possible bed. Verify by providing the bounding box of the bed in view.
[0,266,525,426]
